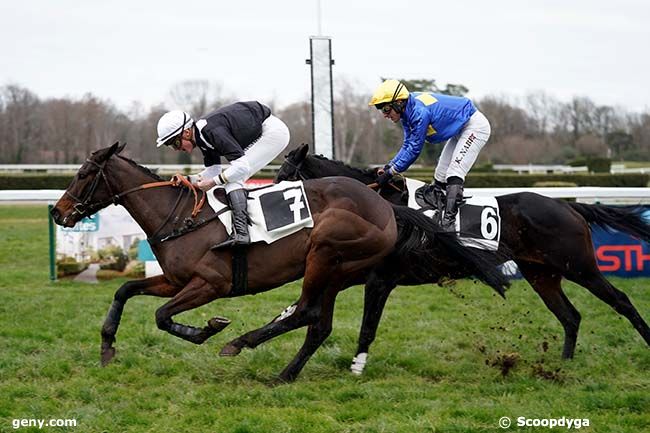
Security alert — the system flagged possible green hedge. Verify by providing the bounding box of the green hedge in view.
[0,174,75,189]
[568,157,612,173]
[463,173,649,188]
[57,261,88,277]
[2,171,648,189]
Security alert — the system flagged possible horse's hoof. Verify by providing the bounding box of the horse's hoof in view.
[208,317,231,332]
[100,347,116,366]
[350,352,368,375]
[219,343,242,357]
[276,372,297,384]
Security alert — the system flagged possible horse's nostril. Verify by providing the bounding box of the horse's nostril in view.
[50,207,61,222]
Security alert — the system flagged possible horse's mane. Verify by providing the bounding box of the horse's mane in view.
[310,154,376,177]
[116,155,164,181]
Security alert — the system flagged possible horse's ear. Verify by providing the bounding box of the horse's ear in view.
[296,143,310,162]
[117,142,127,154]
[105,142,121,158]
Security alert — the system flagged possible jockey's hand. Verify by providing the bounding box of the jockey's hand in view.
[170,174,183,187]
[376,167,393,188]
[197,178,216,191]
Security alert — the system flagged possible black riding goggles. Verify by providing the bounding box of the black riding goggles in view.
[163,134,183,150]
[376,82,406,114]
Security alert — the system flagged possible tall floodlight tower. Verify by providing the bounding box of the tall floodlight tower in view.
[306,2,334,158]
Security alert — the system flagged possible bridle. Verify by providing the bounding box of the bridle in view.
[63,156,205,223]
[281,157,308,181]
[64,158,122,219]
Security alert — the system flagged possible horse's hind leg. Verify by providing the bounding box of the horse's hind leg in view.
[351,272,398,375]
[565,266,650,348]
[517,261,582,359]
[101,275,180,365]
[154,276,231,344]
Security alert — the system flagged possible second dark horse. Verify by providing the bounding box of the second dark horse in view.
[275,143,650,374]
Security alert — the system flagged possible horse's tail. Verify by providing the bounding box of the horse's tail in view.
[391,205,510,297]
[568,202,650,242]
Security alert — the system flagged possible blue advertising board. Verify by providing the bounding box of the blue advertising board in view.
[591,209,650,277]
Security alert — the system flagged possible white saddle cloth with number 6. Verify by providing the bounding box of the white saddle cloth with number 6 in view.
[207,181,314,244]
[405,178,501,251]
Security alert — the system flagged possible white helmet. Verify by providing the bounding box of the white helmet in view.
[156,110,194,147]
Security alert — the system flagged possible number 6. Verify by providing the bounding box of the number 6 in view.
[481,207,498,240]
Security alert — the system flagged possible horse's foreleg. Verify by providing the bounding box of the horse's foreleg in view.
[220,295,321,356]
[352,273,397,375]
[154,276,230,344]
[101,275,180,366]
[278,288,339,382]
[220,248,337,357]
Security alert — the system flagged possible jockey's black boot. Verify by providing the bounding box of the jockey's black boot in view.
[212,189,250,249]
[441,177,464,232]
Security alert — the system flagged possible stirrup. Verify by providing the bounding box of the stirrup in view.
[211,235,249,250]
[441,219,457,232]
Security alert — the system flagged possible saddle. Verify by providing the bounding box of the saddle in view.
[413,183,467,224]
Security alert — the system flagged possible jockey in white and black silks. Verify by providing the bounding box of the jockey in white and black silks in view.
[156,102,290,248]
[369,79,491,230]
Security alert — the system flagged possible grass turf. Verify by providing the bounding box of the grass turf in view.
[0,205,648,432]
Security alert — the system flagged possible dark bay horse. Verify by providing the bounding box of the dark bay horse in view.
[50,143,508,382]
[276,143,650,373]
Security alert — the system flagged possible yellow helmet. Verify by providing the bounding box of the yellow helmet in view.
[368,79,409,106]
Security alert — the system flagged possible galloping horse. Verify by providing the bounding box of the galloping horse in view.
[50,143,508,382]
[276,143,650,372]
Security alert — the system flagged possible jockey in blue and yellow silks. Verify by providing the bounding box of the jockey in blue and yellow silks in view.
[369,79,491,230]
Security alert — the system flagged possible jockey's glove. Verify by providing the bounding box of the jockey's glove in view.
[376,165,394,187]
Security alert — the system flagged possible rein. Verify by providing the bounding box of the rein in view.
[65,156,209,243]
[284,156,403,193]
[368,180,403,193]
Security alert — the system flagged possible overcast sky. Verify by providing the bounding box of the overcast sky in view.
[2,0,649,113]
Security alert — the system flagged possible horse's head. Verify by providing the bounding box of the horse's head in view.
[275,143,380,186]
[275,143,310,182]
[50,142,126,227]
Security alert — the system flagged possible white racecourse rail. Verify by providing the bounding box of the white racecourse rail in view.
[2,187,650,203]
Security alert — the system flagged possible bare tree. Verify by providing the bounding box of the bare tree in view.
[168,80,231,117]
[277,101,312,153]
[1,85,41,163]
[333,77,377,163]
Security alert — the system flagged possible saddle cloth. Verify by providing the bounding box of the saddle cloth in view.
[404,178,501,251]
[207,181,314,244]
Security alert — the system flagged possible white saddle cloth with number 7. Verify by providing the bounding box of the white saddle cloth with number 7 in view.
[207,181,314,244]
